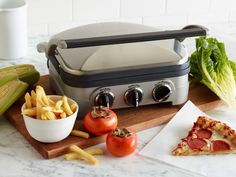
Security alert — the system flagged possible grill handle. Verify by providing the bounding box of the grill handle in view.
[57,25,208,49]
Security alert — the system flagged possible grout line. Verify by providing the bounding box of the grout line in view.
[119,0,122,18]
[228,12,231,24]
[186,14,189,24]
[208,0,212,12]
[185,16,188,25]
[164,0,168,15]
[46,24,50,36]
[71,0,74,21]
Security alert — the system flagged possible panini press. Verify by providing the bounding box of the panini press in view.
[37,22,207,117]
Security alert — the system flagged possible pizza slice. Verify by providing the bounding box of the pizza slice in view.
[172,116,236,156]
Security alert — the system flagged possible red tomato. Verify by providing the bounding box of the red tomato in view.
[106,128,137,157]
[84,106,118,136]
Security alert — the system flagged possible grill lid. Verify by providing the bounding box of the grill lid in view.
[58,41,182,72]
[39,22,207,87]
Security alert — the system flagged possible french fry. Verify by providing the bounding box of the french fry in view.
[62,96,73,116]
[42,94,49,106]
[70,103,77,112]
[37,85,49,105]
[65,148,103,160]
[36,100,42,119]
[64,153,80,160]
[48,97,56,106]
[22,107,36,117]
[86,148,103,155]
[55,100,63,110]
[31,90,37,107]
[51,109,64,114]
[71,130,89,139]
[35,88,44,119]
[69,145,99,165]
[44,111,56,120]
[52,100,64,114]
[40,112,47,120]
[25,92,32,108]
[22,85,77,120]
[41,106,53,112]
[60,112,67,119]
[36,88,45,107]
[65,153,81,161]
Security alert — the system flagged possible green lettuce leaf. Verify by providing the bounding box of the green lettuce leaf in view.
[229,60,236,81]
[190,36,236,107]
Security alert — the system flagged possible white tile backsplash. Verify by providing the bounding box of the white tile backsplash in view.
[26,0,236,36]
[210,0,231,13]
[73,0,120,20]
[26,0,72,24]
[143,15,187,27]
[166,0,210,15]
[28,24,48,36]
[229,13,236,22]
[48,20,96,35]
[120,0,165,17]
[188,13,229,24]
[96,17,143,24]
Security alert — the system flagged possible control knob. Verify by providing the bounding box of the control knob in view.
[94,91,115,108]
[124,87,143,107]
[152,83,172,103]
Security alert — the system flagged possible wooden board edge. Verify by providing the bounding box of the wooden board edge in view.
[197,99,224,112]
[46,136,106,159]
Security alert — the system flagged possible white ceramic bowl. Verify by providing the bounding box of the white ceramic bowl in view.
[21,95,78,143]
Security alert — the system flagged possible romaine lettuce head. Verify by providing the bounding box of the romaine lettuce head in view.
[190,36,236,107]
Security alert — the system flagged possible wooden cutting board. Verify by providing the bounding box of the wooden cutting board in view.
[5,75,223,159]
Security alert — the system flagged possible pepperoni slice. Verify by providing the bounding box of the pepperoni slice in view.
[196,128,212,139]
[212,140,230,151]
[187,138,207,150]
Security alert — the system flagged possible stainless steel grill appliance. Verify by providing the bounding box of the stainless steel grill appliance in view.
[37,22,207,117]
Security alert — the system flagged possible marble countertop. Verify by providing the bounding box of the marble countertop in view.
[1,25,236,177]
